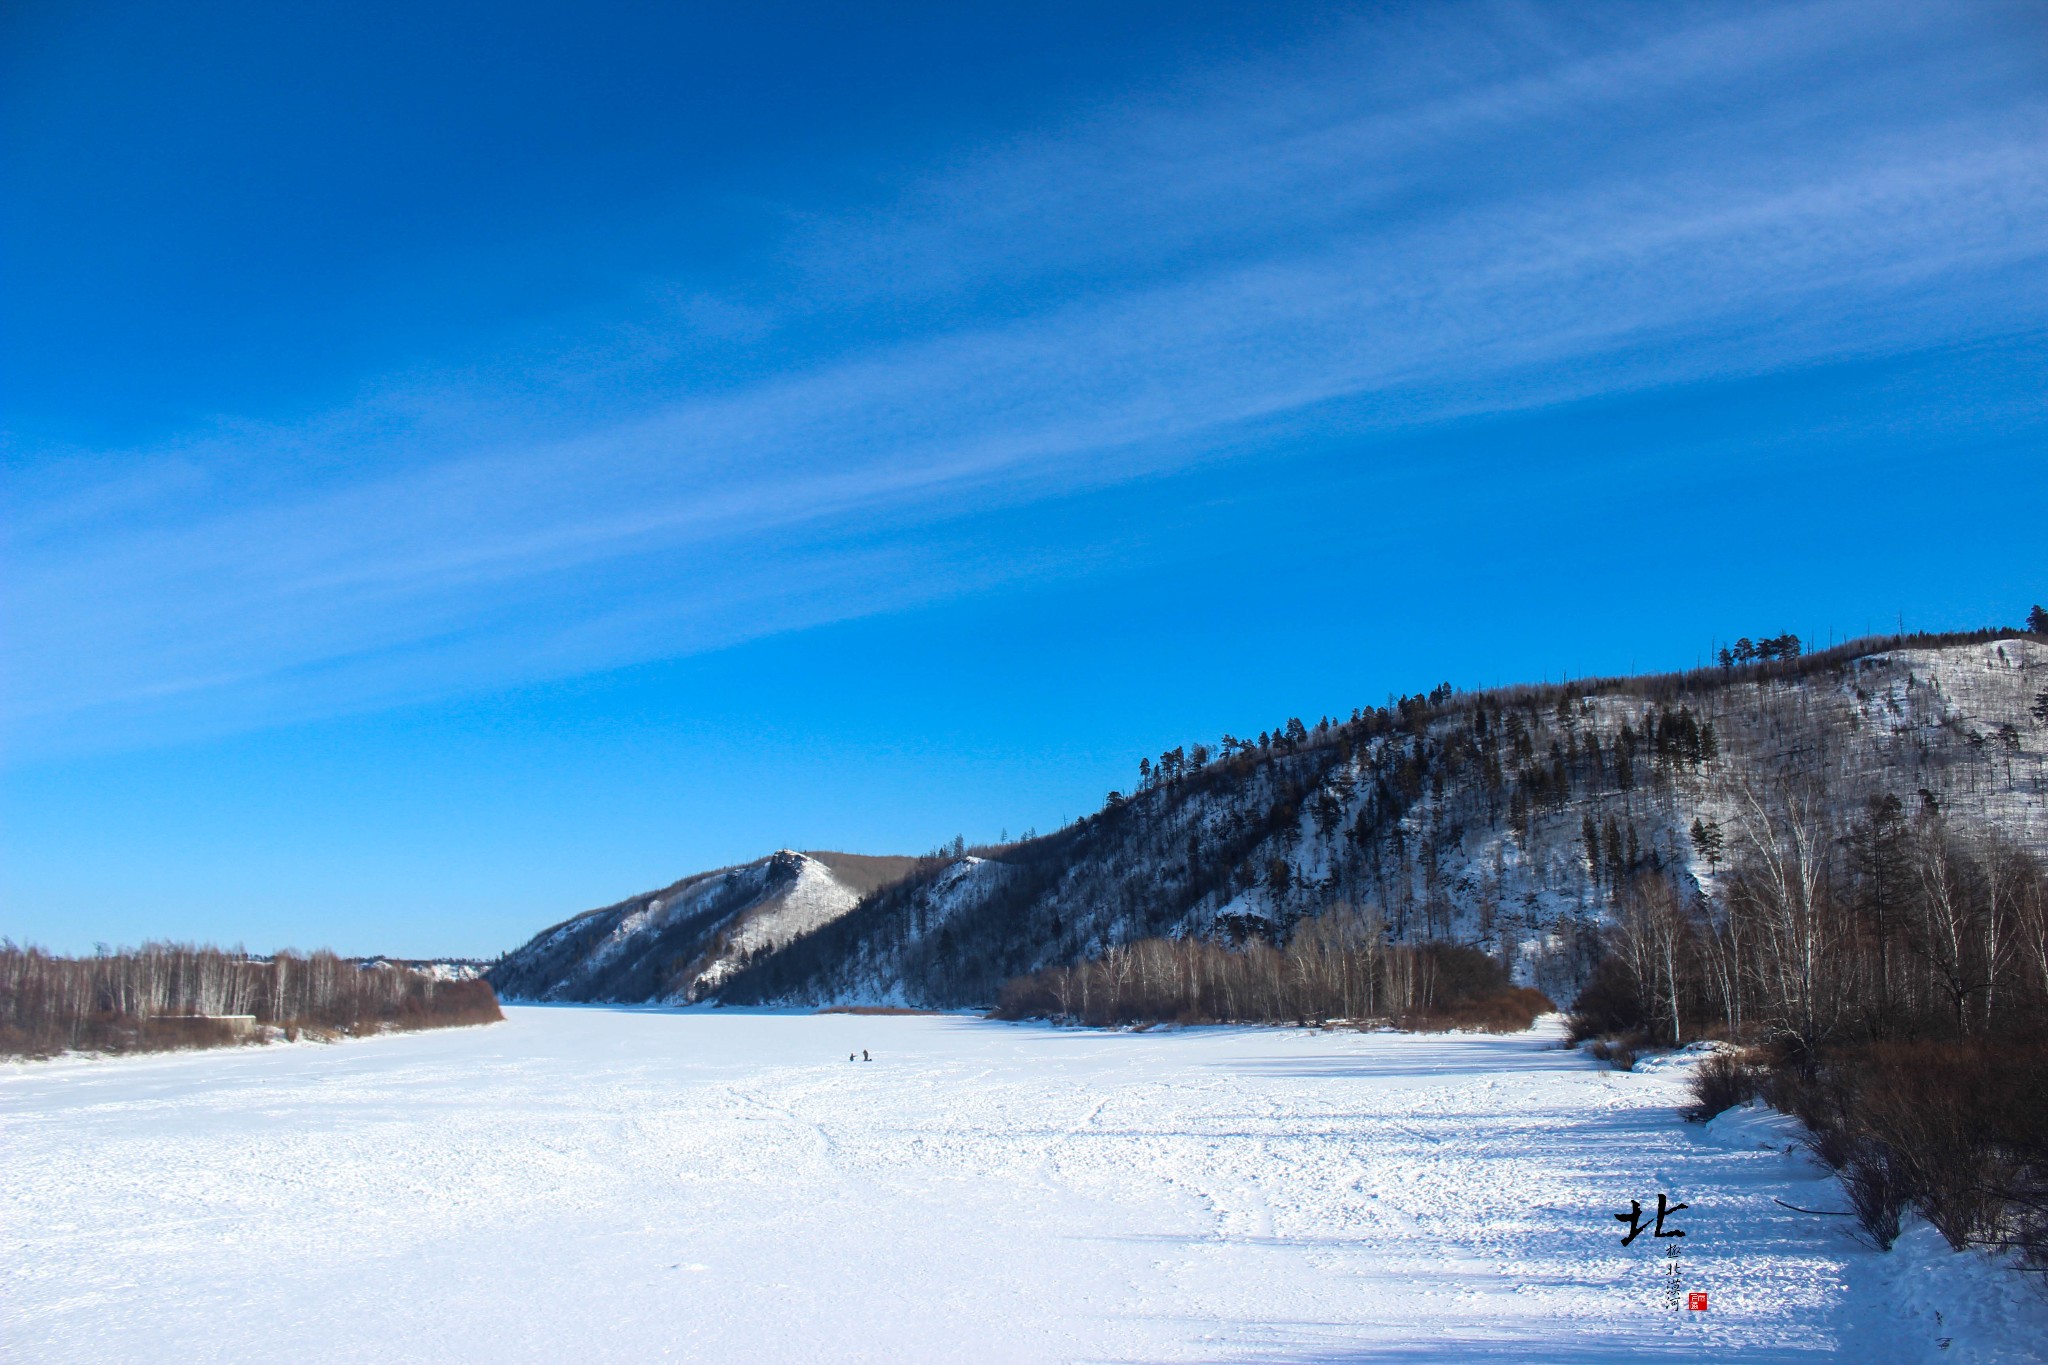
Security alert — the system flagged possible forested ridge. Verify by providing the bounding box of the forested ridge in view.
[716,624,2047,1011]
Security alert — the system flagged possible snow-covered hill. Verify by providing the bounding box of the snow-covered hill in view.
[488,850,917,1002]
[492,633,2047,1010]
[717,634,2047,1008]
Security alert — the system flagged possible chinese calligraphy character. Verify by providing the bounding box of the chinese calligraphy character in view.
[1614,1193,1688,1246]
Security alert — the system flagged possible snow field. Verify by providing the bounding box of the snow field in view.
[4,1010,2043,1363]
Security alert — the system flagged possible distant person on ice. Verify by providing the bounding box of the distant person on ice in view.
[863,1049,870,1061]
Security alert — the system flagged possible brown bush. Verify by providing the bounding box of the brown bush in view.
[1841,1136,1913,1251]
[375,977,505,1034]
[1765,1041,2048,1262]
[1685,1051,1764,1121]
[1587,1031,1651,1071]
[1400,987,1554,1033]
[1851,1041,2048,1257]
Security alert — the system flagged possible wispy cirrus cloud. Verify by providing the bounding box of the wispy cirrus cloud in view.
[6,0,2045,758]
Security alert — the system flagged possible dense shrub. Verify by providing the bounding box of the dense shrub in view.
[1586,1032,1650,1071]
[1399,985,1554,1034]
[1841,1136,1913,1251]
[1565,957,1645,1043]
[1684,1051,1763,1121]
[1848,1042,2048,1258]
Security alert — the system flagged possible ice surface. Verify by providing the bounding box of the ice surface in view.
[5,1011,2043,1363]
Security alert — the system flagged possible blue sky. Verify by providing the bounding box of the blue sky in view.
[4,0,2044,956]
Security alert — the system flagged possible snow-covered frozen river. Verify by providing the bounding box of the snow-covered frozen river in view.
[4,1009,2040,1362]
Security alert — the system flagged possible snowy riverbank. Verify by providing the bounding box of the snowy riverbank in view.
[4,1008,2041,1362]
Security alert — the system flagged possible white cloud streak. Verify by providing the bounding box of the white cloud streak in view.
[5,0,2045,757]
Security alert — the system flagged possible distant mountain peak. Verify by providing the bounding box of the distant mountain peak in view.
[490,849,919,1004]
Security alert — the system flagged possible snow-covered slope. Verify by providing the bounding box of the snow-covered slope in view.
[716,635,2047,1007]
[487,850,916,1003]
[357,957,491,982]
[484,635,2046,1010]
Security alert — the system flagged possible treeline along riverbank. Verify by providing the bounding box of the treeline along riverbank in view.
[0,943,503,1058]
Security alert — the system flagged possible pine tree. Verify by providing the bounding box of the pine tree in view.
[1689,817,1723,871]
